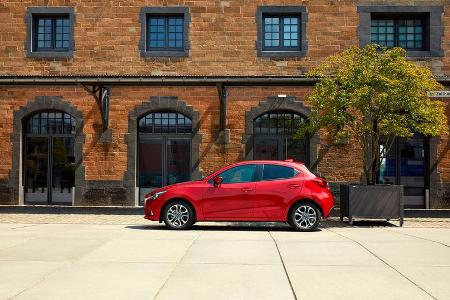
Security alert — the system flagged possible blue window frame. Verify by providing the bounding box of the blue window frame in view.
[263,15,301,51]
[147,16,184,51]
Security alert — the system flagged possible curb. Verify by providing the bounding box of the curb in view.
[0,205,143,215]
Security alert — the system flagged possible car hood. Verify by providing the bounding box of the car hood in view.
[154,180,201,193]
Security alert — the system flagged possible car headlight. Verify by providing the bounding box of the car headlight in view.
[145,190,167,203]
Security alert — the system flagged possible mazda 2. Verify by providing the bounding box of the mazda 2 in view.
[144,160,334,231]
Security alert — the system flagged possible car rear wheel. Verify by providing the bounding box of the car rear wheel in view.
[289,202,321,232]
[163,201,195,230]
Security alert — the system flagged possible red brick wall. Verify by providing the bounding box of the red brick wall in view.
[2,0,446,76]
[0,86,364,184]
[438,99,450,183]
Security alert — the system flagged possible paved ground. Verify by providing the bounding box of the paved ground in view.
[0,216,449,300]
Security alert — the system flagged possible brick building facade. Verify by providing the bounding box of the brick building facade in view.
[0,0,448,208]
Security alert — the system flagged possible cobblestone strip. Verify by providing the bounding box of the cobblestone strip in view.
[0,213,449,228]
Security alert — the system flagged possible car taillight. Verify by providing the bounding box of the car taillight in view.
[313,177,329,189]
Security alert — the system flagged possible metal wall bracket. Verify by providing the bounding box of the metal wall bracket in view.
[216,83,230,144]
[80,83,112,143]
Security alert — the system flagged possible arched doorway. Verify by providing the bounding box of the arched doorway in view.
[253,110,309,164]
[138,111,192,204]
[23,110,76,204]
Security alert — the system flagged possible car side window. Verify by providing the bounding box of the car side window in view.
[262,164,297,181]
[219,165,257,184]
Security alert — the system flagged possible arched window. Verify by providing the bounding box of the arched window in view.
[253,111,308,164]
[23,110,76,204]
[138,111,192,203]
[138,111,192,134]
[25,110,76,134]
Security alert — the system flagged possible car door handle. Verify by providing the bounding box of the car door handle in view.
[241,188,252,192]
[288,184,300,189]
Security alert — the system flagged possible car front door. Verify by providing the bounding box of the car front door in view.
[202,164,257,220]
[254,164,303,220]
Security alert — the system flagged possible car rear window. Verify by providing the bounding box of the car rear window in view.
[262,164,297,180]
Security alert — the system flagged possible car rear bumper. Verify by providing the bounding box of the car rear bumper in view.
[323,205,334,219]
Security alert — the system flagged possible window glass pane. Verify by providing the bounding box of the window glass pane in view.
[396,17,424,49]
[35,16,70,51]
[138,112,191,134]
[263,165,295,180]
[371,16,424,50]
[219,165,256,184]
[138,139,163,188]
[263,15,300,50]
[370,18,394,48]
[254,138,278,160]
[25,111,76,135]
[167,139,191,185]
[254,111,305,135]
[147,15,184,50]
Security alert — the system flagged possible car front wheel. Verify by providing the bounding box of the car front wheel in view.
[163,201,195,230]
[289,202,321,232]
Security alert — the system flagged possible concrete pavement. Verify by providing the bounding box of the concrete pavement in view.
[0,223,449,300]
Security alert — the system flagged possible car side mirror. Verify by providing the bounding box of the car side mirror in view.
[213,176,223,187]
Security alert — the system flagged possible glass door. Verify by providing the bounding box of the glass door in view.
[286,138,308,165]
[138,136,191,205]
[379,135,426,208]
[24,137,49,204]
[399,136,425,207]
[254,136,308,165]
[138,137,164,203]
[253,111,309,165]
[24,111,77,205]
[167,139,191,185]
[51,137,75,204]
[137,111,193,205]
[254,137,279,160]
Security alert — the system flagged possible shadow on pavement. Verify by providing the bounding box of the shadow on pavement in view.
[322,219,397,228]
[127,218,399,232]
[126,223,312,232]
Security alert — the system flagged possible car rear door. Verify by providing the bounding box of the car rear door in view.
[253,164,304,220]
[202,164,257,220]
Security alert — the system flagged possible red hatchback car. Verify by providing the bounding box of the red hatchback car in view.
[144,160,334,231]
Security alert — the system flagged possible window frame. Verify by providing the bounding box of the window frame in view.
[25,7,75,59]
[262,15,301,52]
[209,164,258,185]
[253,110,306,136]
[138,111,192,134]
[25,110,76,136]
[139,7,191,58]
[33,15,71,52]
[146,15,185,52]
[256,6,308,57]
[357,6,443,57]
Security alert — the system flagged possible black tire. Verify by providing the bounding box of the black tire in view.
[162,201,195,230]
[289,202,321,232]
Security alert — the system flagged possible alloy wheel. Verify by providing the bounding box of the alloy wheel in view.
[166,204,190,227]
[294,205,317,230]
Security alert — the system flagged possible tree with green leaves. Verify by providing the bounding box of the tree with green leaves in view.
[297,44,448,185]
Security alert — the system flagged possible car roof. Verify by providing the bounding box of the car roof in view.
[233,160,305,168]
